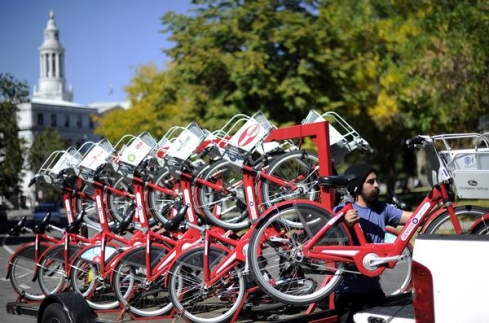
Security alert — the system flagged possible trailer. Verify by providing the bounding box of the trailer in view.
[6,291,339,323]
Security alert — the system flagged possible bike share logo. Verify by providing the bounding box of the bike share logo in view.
[401,201,431,241]
[238,124,260,147]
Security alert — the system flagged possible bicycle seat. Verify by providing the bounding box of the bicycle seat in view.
[8,216,27,236]
[317,174,358,189]
[66,209,86,233]
[33,212,51,234]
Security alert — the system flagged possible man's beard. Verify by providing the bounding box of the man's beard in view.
[362,188,380,203]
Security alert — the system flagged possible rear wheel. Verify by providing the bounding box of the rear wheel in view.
[168,246,246,323]
[70,246,120,310]
[9,243,51,301]
[259,150,320,209]
[112,245,173,317]
[247,203,350,305]
[38,244,81,296]
[195,159,249,230]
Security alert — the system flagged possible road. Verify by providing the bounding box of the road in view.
[0,211,334,323]
[1,210,45,323]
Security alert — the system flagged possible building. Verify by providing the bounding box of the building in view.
[16,11,130,208]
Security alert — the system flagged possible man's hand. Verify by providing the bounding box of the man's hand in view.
[344,209,360,227]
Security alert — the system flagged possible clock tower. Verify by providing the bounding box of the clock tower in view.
[33,10,73,101]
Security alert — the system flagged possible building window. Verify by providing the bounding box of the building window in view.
[51,114,57,127]
[37,113,44,126]
[89,117,94,129]
[64,115,70,127]
[77,115,82,128]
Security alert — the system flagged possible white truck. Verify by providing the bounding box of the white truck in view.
[354,234,489,323]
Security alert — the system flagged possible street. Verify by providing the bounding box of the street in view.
[1,211,45,323]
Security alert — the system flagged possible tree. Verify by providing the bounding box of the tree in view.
[93,63,198,143]
[29,127,67,202]
[0,73,29,199]
[94,0,489,191]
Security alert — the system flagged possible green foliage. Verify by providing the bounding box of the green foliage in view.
[0,73,29,198]
[94,0,489,190]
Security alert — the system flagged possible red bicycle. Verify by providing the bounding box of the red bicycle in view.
[246,135,489,305]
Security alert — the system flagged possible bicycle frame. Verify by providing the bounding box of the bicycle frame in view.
[302,181,462,277]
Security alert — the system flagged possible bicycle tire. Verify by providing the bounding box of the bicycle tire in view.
[106,175,135,223]
[259,150,320,210]
[195,159,250,230]
[168,245,246,323]
[146,168,177,225]
[112,244,173,317]
[422,205,489,234]
[380,229,412,295]
[38,244,81,296]
[74,183,102,229]
[248,202,349,305]
[41,302,71,323]
[70,245,120,310]
[8,243,51,301]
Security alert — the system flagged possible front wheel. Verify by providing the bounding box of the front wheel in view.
[422,205,489,234]
[247,203,350,305]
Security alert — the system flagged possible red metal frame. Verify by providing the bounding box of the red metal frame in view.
[264,121,333,210]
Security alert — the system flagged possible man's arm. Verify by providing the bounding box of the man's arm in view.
[399,211,413,225]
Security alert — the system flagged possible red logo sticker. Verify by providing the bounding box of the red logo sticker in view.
[238,124,260,147]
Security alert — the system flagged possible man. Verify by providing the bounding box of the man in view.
[333,163,413,323]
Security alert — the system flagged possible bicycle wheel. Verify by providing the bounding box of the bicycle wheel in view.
[195,159,249,230]
[70,245,120,310]
[74,183,101,229]
[38,244,81,296]
[112,244,172,317]
[106,175,135,223]
[247,203,350,305]
[260,150,320,210]
[147,168,177,225]
[8,243,51,301]
[380,229,412,295]
[422,205,489,234]
[168,245,246,323]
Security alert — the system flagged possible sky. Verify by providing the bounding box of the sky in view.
[0,1,194,105]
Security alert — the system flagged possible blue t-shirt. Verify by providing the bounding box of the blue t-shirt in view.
[333,201,403,293]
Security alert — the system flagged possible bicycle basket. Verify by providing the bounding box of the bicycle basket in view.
[38,146,82,177]
[432,133,489,199]
[77,139,114,179]
[302,110,372,164]
[50,147,83,176]
[165,122,207,162]
[117,131,157,167]
[221,111,274,164]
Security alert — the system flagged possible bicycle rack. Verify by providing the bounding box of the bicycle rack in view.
[264,119,335,210]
